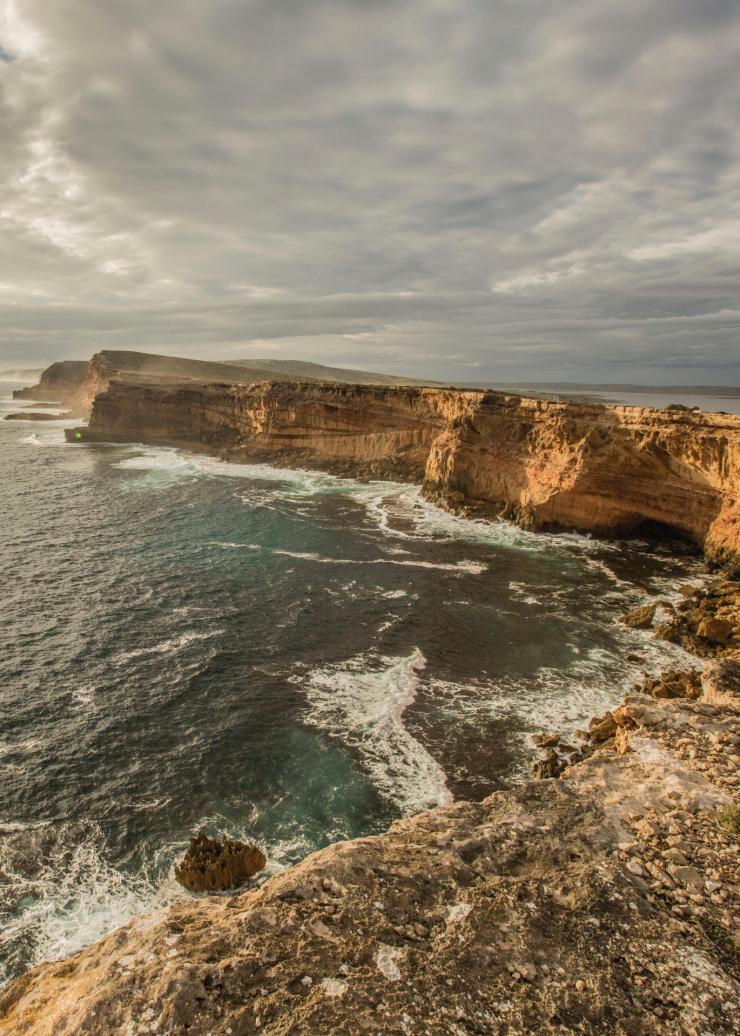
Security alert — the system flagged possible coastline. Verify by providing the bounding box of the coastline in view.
[65,371,740,578]
[1,584,737,1033]
[2,366,738,1032]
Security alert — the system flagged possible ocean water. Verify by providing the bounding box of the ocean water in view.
[0,389,702,985]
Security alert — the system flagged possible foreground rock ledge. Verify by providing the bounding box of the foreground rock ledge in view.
[1,692,738,1035]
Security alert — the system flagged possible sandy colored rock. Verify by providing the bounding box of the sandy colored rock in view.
[588,710,617,742]
[621,603,658,629]
[174,833,266,892]
[697,616,735,644]
[64,366,740,574]
[1,683,738,1036]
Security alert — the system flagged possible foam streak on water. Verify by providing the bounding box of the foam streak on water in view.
[300,648,452,815]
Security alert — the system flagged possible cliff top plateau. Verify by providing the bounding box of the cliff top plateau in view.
[11,351,432,407]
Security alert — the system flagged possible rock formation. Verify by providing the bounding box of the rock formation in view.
[12,361,88,407]
[67,376,740,574]
[3,411,72,422]
[653,580,740,655]
[174,833,266,893]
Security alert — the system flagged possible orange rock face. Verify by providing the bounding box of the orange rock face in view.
[70,380,740,574]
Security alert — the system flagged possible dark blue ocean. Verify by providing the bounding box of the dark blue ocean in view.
[0,386,700,984]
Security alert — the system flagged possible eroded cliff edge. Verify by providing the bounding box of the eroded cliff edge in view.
[69,379,740,574]
[1,655,738,1035]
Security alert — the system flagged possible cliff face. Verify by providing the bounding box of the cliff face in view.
[12,361,88,406]
[70,380,740,573]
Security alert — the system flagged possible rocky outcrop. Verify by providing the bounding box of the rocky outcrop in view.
[175,834,266,893]
[12,361,88,407]
[1,669,737,1035]
[68,378,740,573]
[3,411,72,422]
[653,580,740,655]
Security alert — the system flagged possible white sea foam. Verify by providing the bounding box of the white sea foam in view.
[0,823,183,987]
[299,648,451,815]
[113,447,196,473]
[205,541,485,574]
[112,629,224,665]
[348,483,616,564]
[426,624,699,747]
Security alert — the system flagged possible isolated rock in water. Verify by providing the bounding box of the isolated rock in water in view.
[175,833,266,892]
[3,411,72,421]
[621,603,658,629]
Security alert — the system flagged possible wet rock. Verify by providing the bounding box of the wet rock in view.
[532,733,560,748]
[3,411,73,421]
[175,833,266,893]
[696,617,734,644]
[531,749,566,779]
[621,603,658,629]
[588,710,617,742]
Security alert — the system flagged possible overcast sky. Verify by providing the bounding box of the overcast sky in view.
[1,0,738,383]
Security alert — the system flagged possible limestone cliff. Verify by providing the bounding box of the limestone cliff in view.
[69,379,740,574]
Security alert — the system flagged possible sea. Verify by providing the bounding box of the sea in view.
[0,386,703,986]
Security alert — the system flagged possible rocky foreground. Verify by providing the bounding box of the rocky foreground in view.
[1,586,738,1036]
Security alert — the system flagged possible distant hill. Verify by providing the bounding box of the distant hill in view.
[12,350,436,411]
[80,350,432,387]
[222,357,433,386]
[460,380,740,398]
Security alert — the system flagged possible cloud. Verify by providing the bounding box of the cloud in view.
[0,0,738,382]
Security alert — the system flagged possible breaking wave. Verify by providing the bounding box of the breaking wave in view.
[298,648,452,815]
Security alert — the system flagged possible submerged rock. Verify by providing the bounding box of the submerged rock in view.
[3,411,72,421]
[175,833,266,893]
[621,602,658,629]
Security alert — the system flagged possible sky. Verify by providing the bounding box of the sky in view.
[0,0,739,384]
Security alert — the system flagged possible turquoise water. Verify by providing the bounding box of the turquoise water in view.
[0,387,700,984]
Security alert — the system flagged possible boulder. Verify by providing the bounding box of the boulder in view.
[532,733,560,748]
[588,710,617,742]
[531,749,565,779]
[701,658,740,705]
[621,603,658,629]
[696,617,734,644]
[175,833,266,893]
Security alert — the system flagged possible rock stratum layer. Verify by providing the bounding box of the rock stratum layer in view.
[70,378,740,574]
[1,668,738,1035]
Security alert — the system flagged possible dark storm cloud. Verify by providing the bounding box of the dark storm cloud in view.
[0,0,738,381]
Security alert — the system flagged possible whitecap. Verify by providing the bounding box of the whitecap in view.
[0,822,183,987]
[112,629,224,666]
